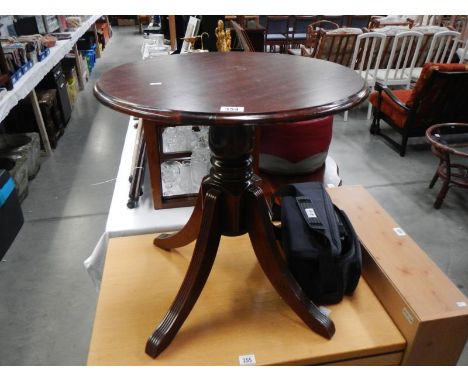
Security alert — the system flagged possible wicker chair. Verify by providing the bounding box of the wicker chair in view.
[426,123,468,208]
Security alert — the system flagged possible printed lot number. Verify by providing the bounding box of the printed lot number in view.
[239,354,256,365]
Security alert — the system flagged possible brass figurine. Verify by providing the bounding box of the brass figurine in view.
[215,20,231,52]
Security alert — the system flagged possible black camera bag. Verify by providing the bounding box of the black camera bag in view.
[272,182,362,305]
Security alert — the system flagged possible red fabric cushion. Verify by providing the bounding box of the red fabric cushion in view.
[409,63,468,106]
[370,63,468,129]
[260,116,333,163]
[369,89,412,128]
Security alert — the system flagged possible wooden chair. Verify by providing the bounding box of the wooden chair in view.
[369,63,468,156]
[313,27,362,66]
[288,16,318,54]
[426,122,468,209]
[300,20,340,57]
[410,30,461,81]
[231,20,255,52]
[413,15,443,27]
[264,16,290,53]
[373,30,424,88]
[369,15,415,29]
[344,32,387,121]
[411,26,454,67]
[444,15,468,35]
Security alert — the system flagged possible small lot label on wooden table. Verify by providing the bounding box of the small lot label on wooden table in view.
[393,227,406,236]
[239,354,256,365]
[220,106,245,112]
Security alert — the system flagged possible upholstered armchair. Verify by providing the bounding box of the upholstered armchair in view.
[369,63,468,156]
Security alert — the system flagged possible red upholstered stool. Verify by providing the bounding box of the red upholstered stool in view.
[258,116,335,198]
[259,116,333,175]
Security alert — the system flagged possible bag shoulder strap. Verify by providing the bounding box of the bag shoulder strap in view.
[273,182,342,255]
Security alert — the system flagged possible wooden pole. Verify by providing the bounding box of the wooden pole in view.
[73,44,85,91]
[169,16,177,51]
[29,90,52,155]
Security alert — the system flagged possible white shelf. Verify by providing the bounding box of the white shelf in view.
[0,15,102,123]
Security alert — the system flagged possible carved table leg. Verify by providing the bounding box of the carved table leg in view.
[246,185,335,339]
[154,188,204,250]
[146,189,223,358]
[146,124,335,358]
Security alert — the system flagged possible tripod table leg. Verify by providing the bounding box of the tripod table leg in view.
[153,188,204,250]
[146,189,222,358]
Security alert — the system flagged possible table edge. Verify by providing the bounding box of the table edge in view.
[94,82,369,126]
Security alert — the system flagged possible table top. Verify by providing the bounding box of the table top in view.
[87,231,405,366]
[94,52,368,126]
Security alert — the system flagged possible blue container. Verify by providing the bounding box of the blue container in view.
[38,48,50,62]
[80,45,96,72]
[0,170,24,260]
[20,61,33,75]
[10,68,23,84]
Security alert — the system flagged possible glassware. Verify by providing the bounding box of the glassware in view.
[178,159,196,194]
[162,127,178,153]
[161,160,182,196]
[190,127,211,191]
[162,126,195,153]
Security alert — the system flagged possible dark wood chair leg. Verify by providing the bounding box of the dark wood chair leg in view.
[245,185,336,339]
[370,114,380,134]
[429,168,440,189]
[146,189,223,358]
[153,188,204,250]
[400,134,409,157]
[434,181,450,209]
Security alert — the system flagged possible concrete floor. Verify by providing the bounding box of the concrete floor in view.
[0,26,467,365]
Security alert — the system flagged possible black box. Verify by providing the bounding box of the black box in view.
[37,62,72,125]
[3,89,64,149]
[0,169,24,260]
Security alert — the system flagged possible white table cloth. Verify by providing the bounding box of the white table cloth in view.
[84,117,193,289]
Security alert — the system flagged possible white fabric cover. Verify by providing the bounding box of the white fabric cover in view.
[373,26,411,35]
[412,26,449,34]
[327,27,363,35]
[83,118,193,289]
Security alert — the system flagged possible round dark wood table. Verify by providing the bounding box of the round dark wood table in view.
[94,52,368,358]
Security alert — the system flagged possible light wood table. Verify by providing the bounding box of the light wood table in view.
[87,234,405,366]
[87,185,468,365]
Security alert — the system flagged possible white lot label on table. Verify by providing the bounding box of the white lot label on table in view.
[220,106,245,112]
[393,227,406,236]
[239,354,256,365]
